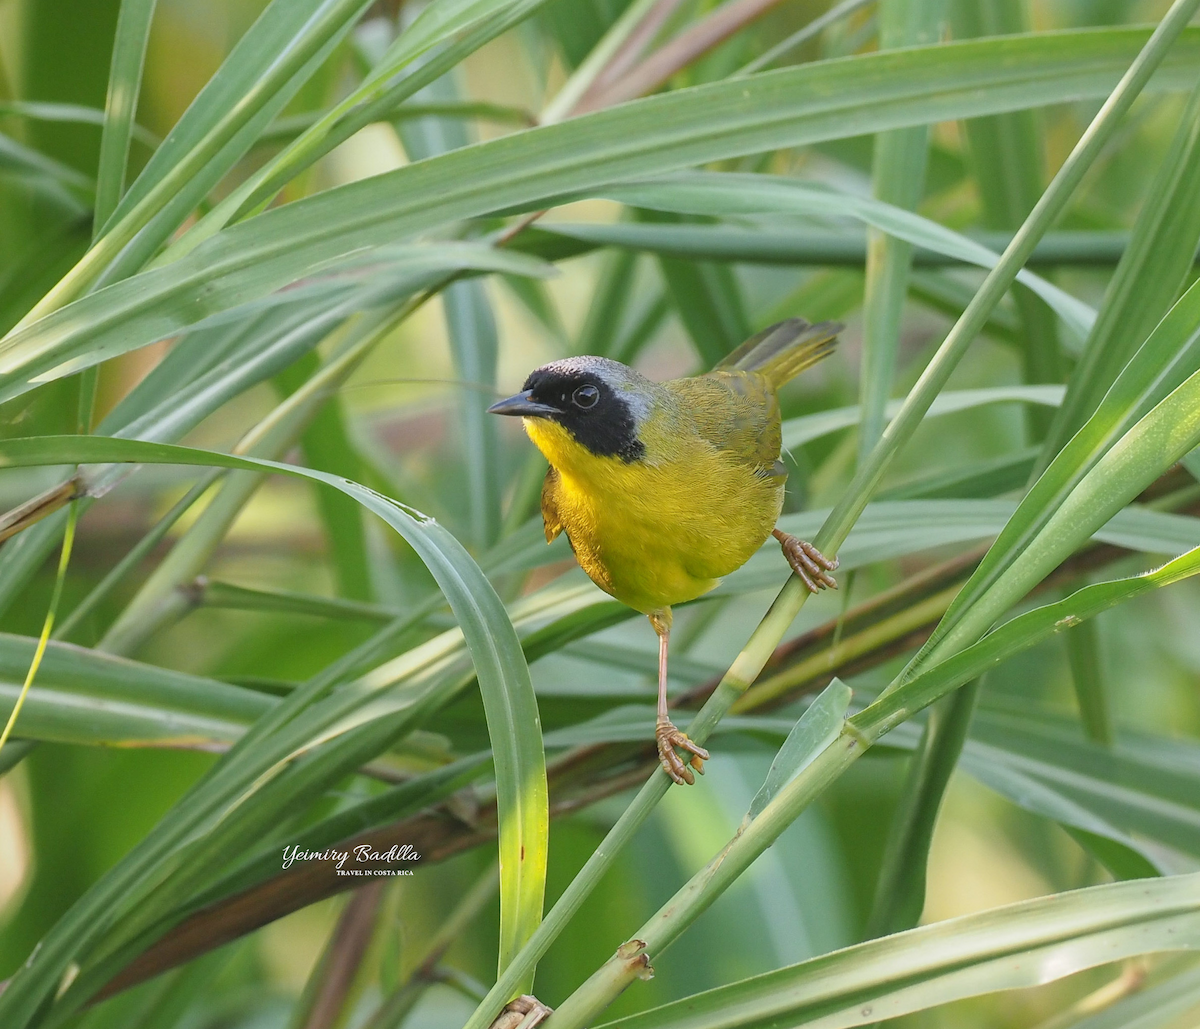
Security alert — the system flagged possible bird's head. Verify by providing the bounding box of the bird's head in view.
[488,356,652,465]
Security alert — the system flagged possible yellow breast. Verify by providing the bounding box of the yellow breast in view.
[525,416,782,614]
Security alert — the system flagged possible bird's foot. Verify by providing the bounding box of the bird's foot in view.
[490,995,553,1029]
[656,717,709,786]
[773,529,838,593]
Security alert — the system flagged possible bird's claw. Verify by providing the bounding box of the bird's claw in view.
[775,532,839,594]
[656,718,709,785]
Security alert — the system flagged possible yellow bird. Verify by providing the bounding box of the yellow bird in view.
[489,319,841,785]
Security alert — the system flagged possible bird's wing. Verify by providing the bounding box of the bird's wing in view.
[541,466,565,542]
[668,372,784,475]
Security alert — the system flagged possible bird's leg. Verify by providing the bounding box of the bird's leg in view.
[650,610,708,785]
[772,528,839,593]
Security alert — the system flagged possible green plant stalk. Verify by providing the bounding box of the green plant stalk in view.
[856,0,942,463]
[546,542,1200,1029]
[816,0,1200,567]
[548,736,862,1029]
[476,7,1199,1023]
[10,0,373,328]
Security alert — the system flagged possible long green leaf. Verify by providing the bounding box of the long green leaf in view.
[588,873,1200,1029]
[746,679,851,821]
[913,279,1200,672]
[94,0,158,229]
[3,28,1197,401]
[0,435,547,1028]
[532,222,1149,268]
[0,633,269,748]
[952,0,1062,440]
[857,0,944,461]
[604,173,1094,342]
[33,0,375,314]
[1041,74,1200,465]
[782,384,1064,451]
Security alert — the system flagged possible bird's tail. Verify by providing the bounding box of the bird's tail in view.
[716,318,841,389]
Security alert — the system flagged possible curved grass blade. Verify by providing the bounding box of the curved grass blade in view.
[0,502,77,755]
[782,384,1064,451]
[0,435,547,1026]
[94,0,158,229]
[911,279,1200,671]
[586,874,1200,1029]
[3,27,1198,402]
[1041,75,1200,467]
[547,544,1200,1029]
[604,173,1094,341]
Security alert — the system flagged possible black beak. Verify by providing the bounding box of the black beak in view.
[487,390,561,418]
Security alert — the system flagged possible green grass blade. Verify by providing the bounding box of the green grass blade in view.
[1063,616,1114,745]
[606,174,1094,342]
[178,0,552,258]
[199,580,398,622]
[587,874,1200,1029]
[781,384,1064,451]
[952,0,1061,441]
[531,222,1147,268]
[914,276,1200,671]
[0,434,547,1027]
[865,546,1200,744]
[864,679,978,937]
[4,27,1197,402]
[0,642,270,748]
[93,0,157,230]
[1040,74,1200,467]
[443,280,504,549]
[32,0,373,322]
[857,0,944,462]
[284,359,373,600]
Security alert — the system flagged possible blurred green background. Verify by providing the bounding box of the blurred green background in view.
[1,1,1199,1027]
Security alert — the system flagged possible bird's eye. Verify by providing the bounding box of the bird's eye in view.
[572,384,600,409]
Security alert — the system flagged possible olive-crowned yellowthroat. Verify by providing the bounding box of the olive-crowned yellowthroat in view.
[489,318,841,785]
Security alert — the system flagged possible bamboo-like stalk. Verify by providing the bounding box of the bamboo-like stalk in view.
[538,4,1200,1025]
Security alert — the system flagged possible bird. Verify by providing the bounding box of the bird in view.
[488,318,841,785]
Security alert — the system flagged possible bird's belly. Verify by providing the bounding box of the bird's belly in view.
[552,455,782,614]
